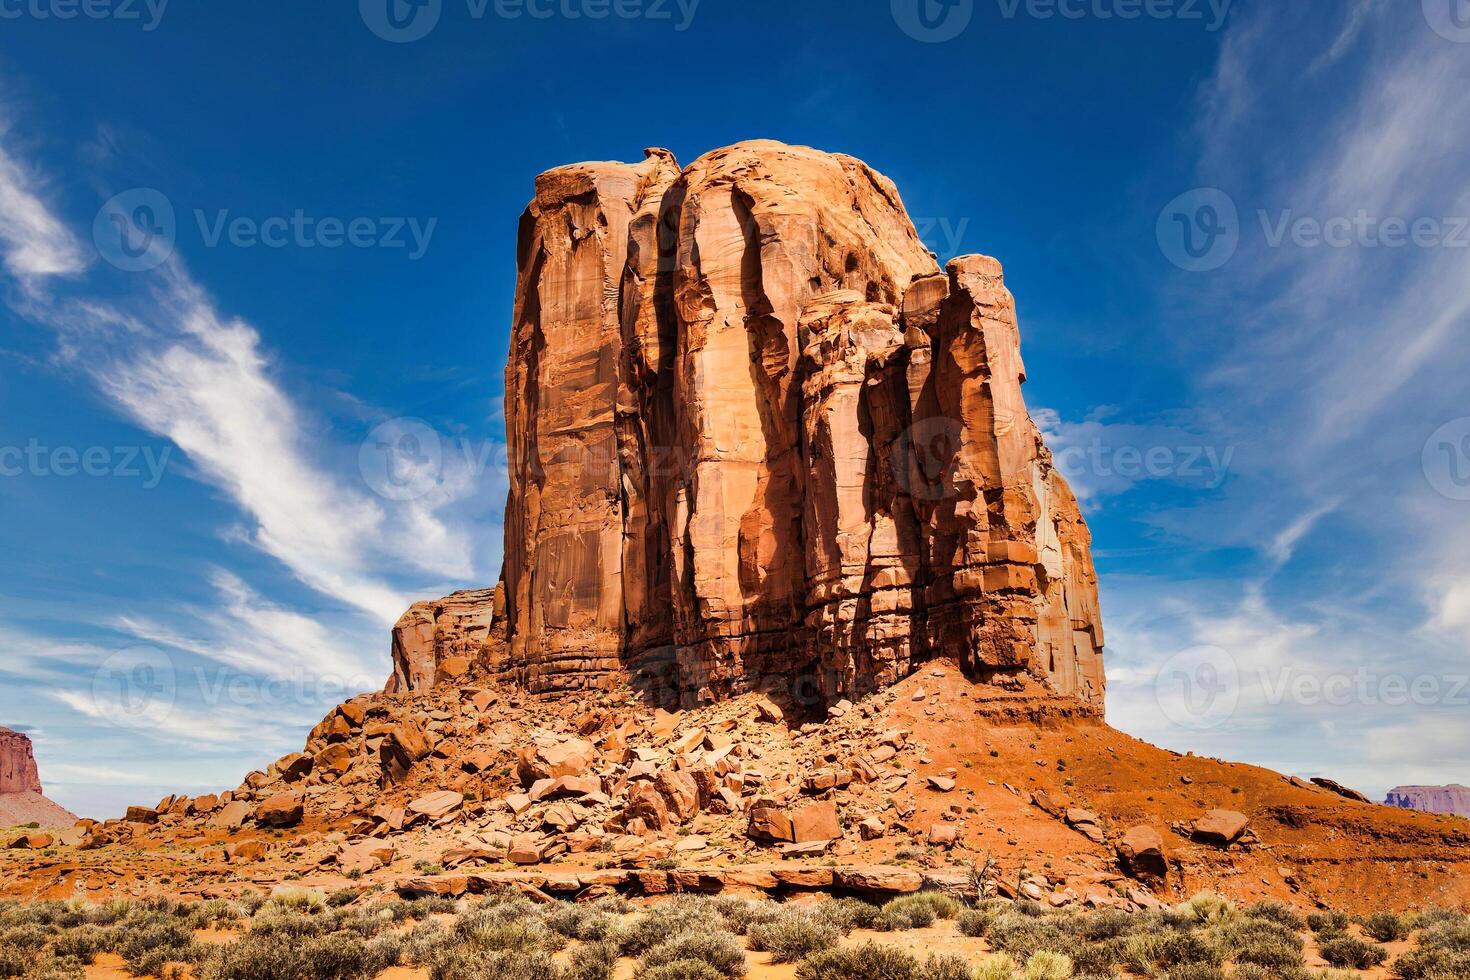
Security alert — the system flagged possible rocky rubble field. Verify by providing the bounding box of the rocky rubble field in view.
[5,664,1469,915]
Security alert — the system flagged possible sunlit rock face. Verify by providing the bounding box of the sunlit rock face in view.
[400,141,1105,712]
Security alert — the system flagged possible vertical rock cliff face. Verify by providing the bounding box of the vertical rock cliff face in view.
[397,140,1105,711]
[0,727,44,795]
[1386,785,1470,817]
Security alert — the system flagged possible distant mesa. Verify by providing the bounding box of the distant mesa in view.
[0,726,78,829]
[1385,784,1470,818]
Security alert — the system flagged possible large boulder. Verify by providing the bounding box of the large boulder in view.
[254,793,304,828]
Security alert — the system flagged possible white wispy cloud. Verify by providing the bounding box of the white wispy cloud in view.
[0,138,87,286]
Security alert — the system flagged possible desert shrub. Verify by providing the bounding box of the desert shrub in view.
[615,898,714,956]
[1123,930,1224,973]
[986,914,1072,959]
[0,924,56,953]
[22,956,85,980]
[877,893,959,930]
[813,897,883,932]
[1014,900,1048,918]
[1363,911,1413,943]
[1074,909,1134,942]
[427,945,563,980]
[1172,894,1236,927]
[638,962,726,980]
[48,924,112,963]
[923,953,976,980]
[1391,946,1470,980]
[1320,934,1388,970]
[974,954,1020,980]
[748,911,840,962]
[709,898,782,936]
[1307,910,1350,935]
[402,920,453,966]
[0,944,26,980]
[1070,938,1126,975]
[958,907,994,937]
[796,942,922,980]
[1225,920,1304,972]
[247,907,327,939]
[565,939,621,980]
[1242,900,1304,931]
[1023,951,1075,980]
[1160,966,1224,980]
[265,888,328,913]
[114,919,199,976]
[639,929,745,978]
[545,903,619,942]
[1413,907,1467,931]
[1419,918,1470,954]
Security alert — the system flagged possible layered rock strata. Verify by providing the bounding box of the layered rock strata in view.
[1386,785,1470,818]
[398,141,1105,711]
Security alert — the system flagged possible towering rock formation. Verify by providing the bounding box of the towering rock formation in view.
[0,726,77,828]
[1386,785,1470,818]
[0,727,42,795]
[395,141,1106,711]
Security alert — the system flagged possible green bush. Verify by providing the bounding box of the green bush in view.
[1306,910,1350,935]
[565,939,621,980]
[639,929,746,978]
[1242,901,1304,931]
[638,961,726,980]
[1391,947,1470,980]
[877,893,960,931]
[813,897,883,932]
[1124,930,1224,973]
[796,942,922,980]
[748,912,840,963]
[1022,951,1075,980]
[1363,911,1412,943]
[1319,934,1388,970]
[957,908,994,938]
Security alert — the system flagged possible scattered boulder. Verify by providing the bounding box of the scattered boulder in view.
[1116,825,1168,879]
[408,791,465,821]
[1192,810,1250,846]
[254,793,304,829]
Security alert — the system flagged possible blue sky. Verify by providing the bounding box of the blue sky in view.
[1,0,1467,818]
